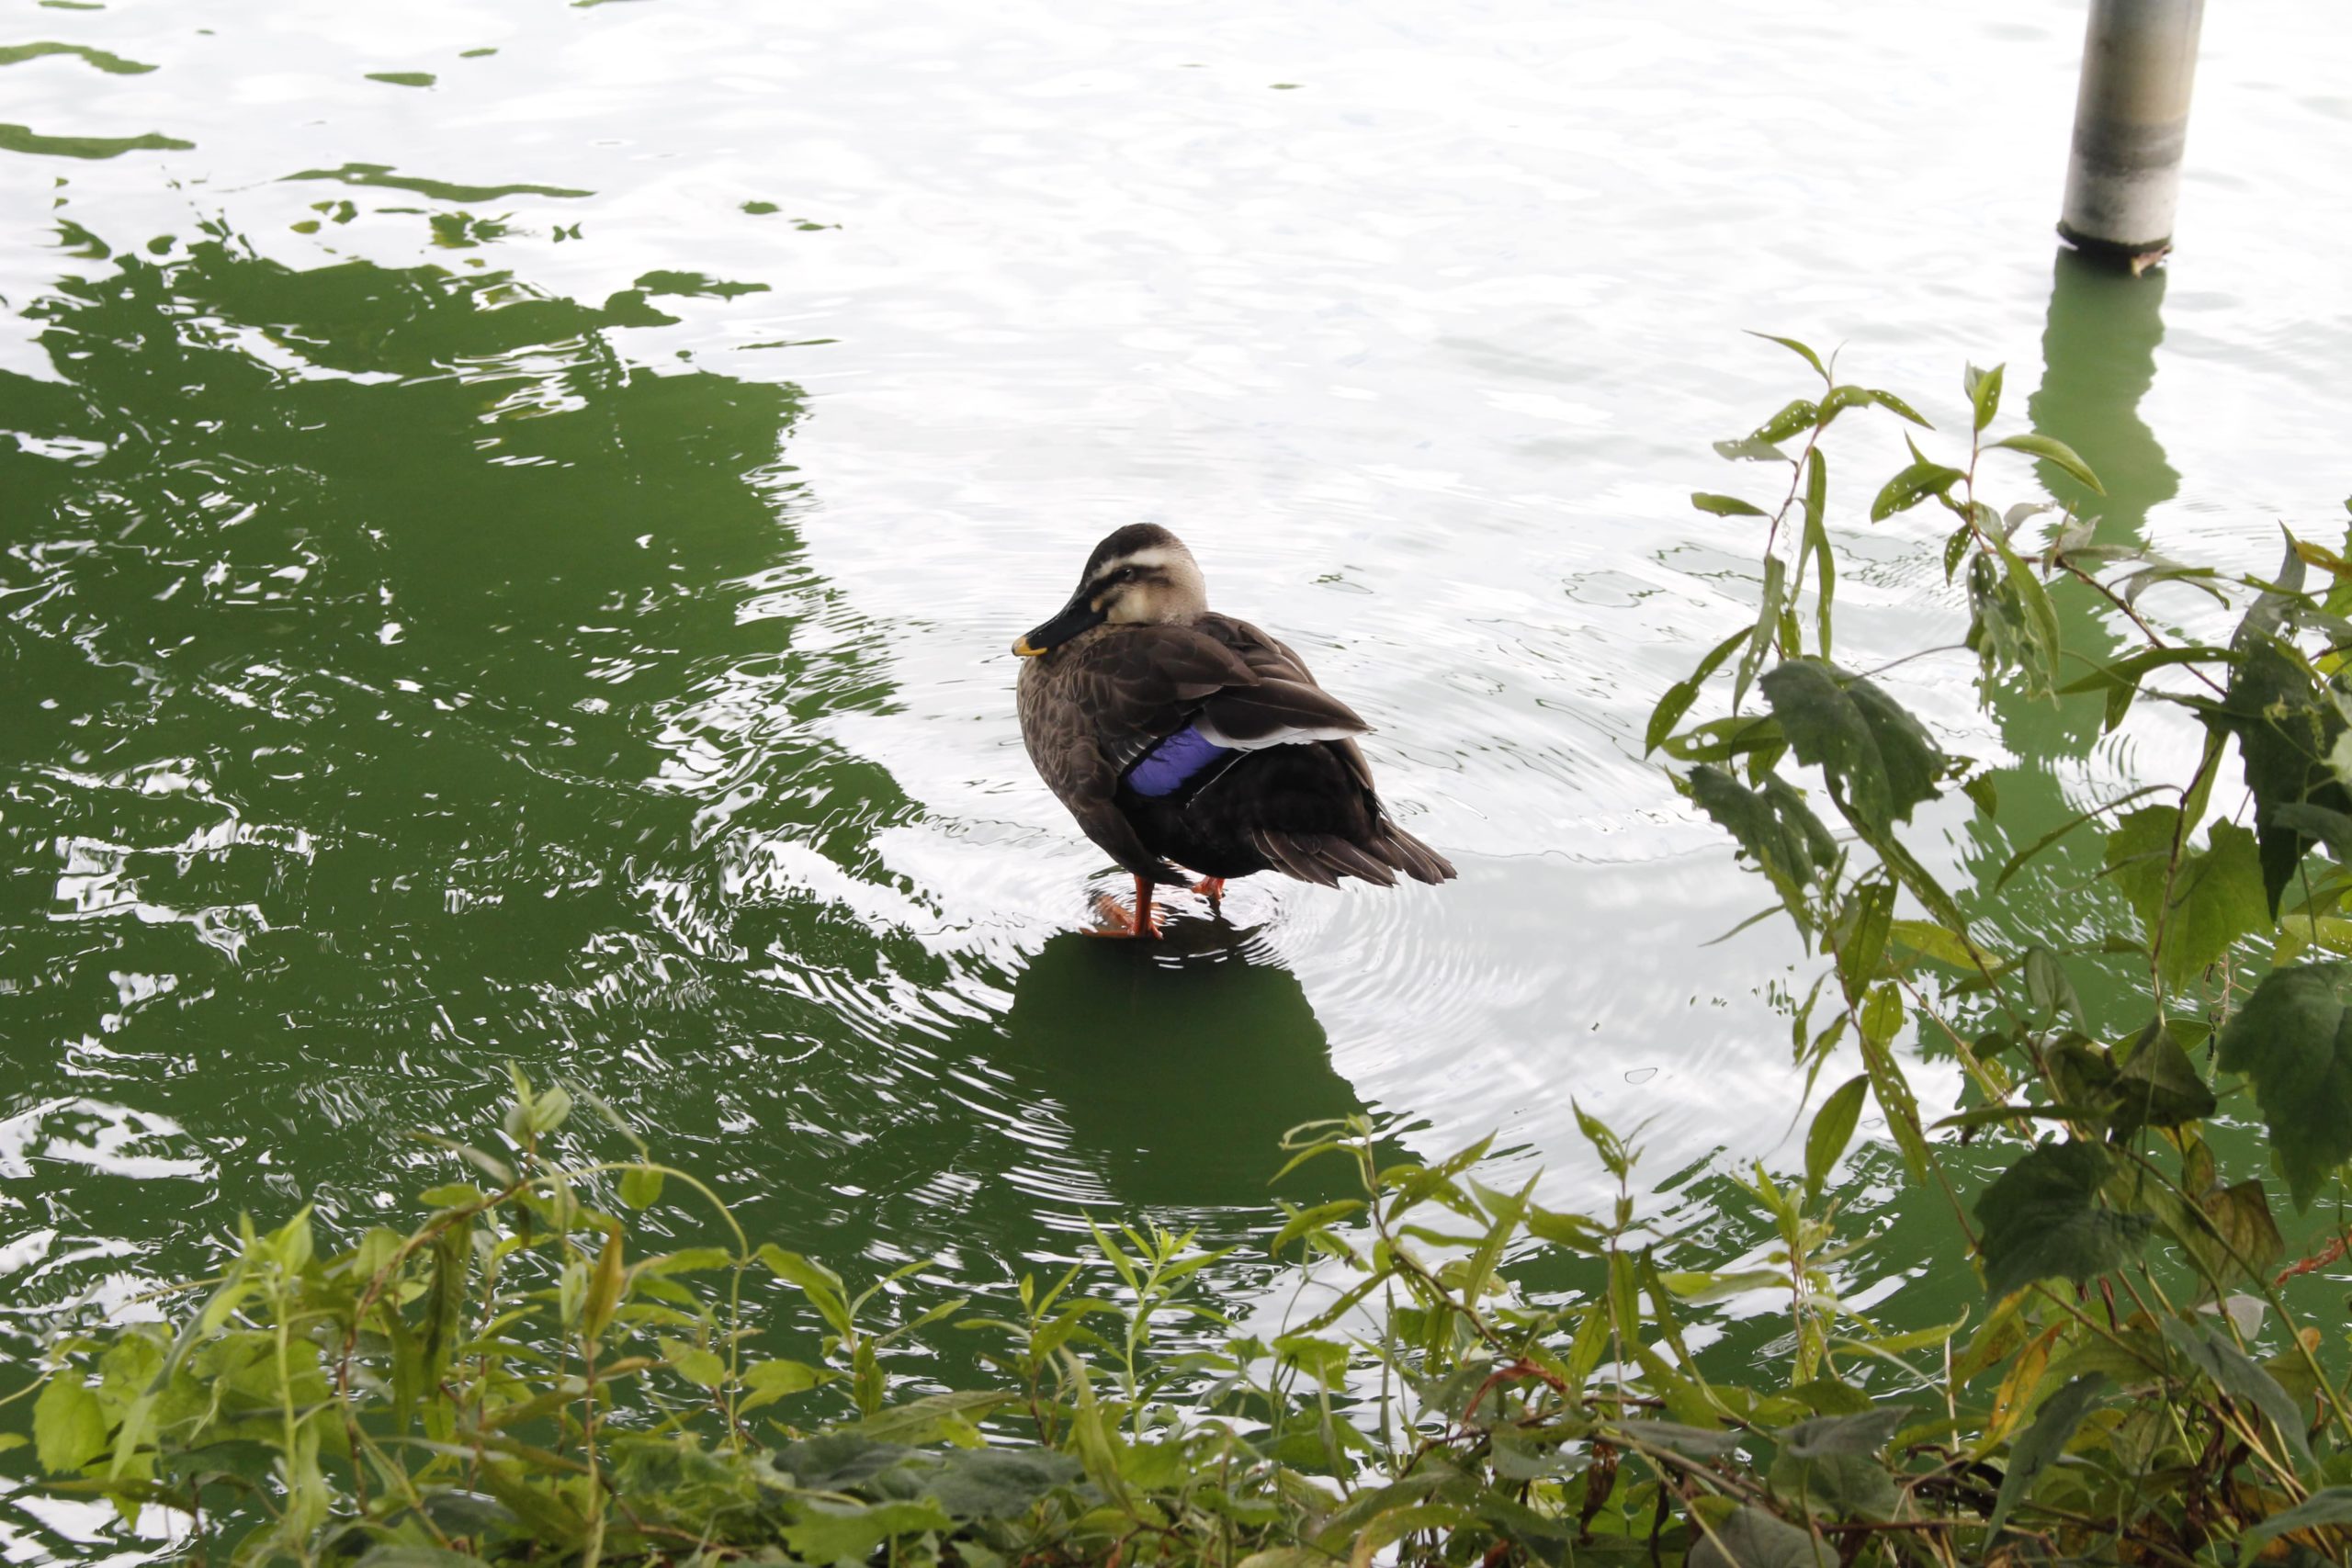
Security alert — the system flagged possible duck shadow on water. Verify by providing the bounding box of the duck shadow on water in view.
[1001,918,1375,1213]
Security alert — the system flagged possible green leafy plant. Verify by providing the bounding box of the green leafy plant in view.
[14,342,2352,1565]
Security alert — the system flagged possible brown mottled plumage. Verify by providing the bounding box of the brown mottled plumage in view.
[1013,525,1453,933]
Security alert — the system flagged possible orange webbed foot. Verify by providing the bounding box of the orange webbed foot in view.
[1085,874,1164,939]
[1191,876,1227,908]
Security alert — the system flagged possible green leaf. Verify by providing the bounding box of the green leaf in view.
[1768,1448,1894,1522]
[2158,1316,2313,1472]
[1868,459,1965,522]
[1691,491,1768,517]
[920,1447,1083,1517]
[1714,434,1788,463]
[1788,1376,1872,1416]
[1746,331,1826,379]
[757,1245,853,1337]
[1985,1374,2108,1537]
[1965,362,2004,433]
[2109,1021,2216,1134]
[2197,1179,2285,1286]
[1689,1506,1833,1568]
[1758,659,1945,836]
[1687,765,1837,921]
[2025,946,2090,1033]
[1268,1199,1363,1257]
[1750,399,1822,445]
[2057,644,2231,733]
[2102,810,2267,994]
[658,1337,727,1388]
[780,1499,954,1563]
[33,1373,107,1473]
[526,1084,571,1134]
[1612,1419,1736,1459]
[617,1166,662,1210]
[1774,1405,1910,1459]
[1860,1028,1928,1182]
[354,1550,497,1568]
[1804,1075,1868,1199]
[1645,623,1752,756]
[1661,713,1784,764]
[1889,919,1991,971]
[1943,519,1973,581]
[1831,878,1893,1004]
[1735,555,1788,711]
[1272,1333,1349,1388]
[1973,1142,2151,1303]
[848,1390,1012,1443]
[2216,961,2352,1210]
[2235,1486,2352,1563]
[1820,385,1930,430]
[1987,432,2103,494]
[1799,448,1832,655]
[2271,800,2352,864]
[739,1358,832,1414]
[2209,635,2352,916]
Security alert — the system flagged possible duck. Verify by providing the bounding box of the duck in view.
[1012,524,1454,936]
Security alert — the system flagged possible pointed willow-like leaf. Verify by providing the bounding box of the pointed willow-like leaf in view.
[2233,1487,2352,1562]
[1965,362,2004,433]
[1868,459,1966,522]
[1745,330,1826,379]
[1758,659,1944,837]
[1751,399,1822,445]
[1804,1075,1868,1200]
[1984,1374,2108,1537]
[2157,1317,2313,1472]
[1734,556,1788,712]
[1691,491,1769,517]
[1645,623,1751,756]
[1818,384,1931,429]
[1987,431,2103,494]
[1799,448,1833,655]
[1687,766,1836,926]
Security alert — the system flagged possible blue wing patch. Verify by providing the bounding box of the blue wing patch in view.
[1124,723,1234,798]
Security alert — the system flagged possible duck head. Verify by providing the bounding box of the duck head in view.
[1012,524,1209,657]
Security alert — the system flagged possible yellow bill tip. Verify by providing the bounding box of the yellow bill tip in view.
[1012,637,1045,658]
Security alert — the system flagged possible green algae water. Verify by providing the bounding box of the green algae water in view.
[5,2,2352,1550]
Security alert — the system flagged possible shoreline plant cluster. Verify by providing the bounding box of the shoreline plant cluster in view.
[10,346,2352,1564]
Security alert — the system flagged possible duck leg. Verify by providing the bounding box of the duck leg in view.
[1191,876,1227,908]
[1087,872,1164,939]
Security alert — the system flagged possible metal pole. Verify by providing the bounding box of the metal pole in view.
[2058,0,2205,271]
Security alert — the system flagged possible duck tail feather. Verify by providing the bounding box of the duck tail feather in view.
[1375,821,1457,885]
[1319,838,1399,887]
[1254,829,1342,887]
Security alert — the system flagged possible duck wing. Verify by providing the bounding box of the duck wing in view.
[1187,614,1456,887]
[1182,614,1374,753]
[1019,625,1303,883]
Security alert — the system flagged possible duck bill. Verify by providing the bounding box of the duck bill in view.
[1012,595,1104,658]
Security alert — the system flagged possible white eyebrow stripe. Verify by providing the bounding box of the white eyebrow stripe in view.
[1108,549,1173,573]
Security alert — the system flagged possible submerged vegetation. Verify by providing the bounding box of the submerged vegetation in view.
[12,345,2352,1564]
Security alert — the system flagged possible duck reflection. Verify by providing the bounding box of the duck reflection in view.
[1002,925,1370,1211]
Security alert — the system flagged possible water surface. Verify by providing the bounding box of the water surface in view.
[5,0,2352,1527]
